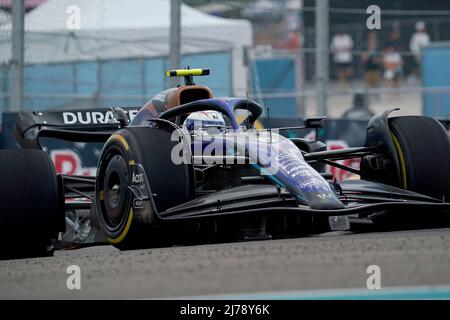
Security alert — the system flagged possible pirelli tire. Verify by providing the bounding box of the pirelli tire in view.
[95,126,194,250]
[388,116,450,202]
[0,149,64,259]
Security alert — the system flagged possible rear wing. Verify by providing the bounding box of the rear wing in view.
[14,107,141,149]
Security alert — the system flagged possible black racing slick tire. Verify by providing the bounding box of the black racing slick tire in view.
[389,116,450,201]
[0,149,64,259]
[95,127,194,250]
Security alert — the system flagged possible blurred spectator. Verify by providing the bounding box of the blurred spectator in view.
[285,11,301,50]
[409,20,431,77]
[342,93,374,120]
[331,32,354,87]
[287,31,300,50]
[386,23,402,50]
[382,45,403,92]
[362,32,381,91]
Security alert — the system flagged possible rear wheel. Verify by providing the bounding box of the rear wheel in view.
[389,116,450,201]
[95,127,194,250]
[0,150,64,259]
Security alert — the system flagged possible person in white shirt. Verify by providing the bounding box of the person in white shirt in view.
[383,45,403,100]
[330,32,354,86]
[409,21,430,76]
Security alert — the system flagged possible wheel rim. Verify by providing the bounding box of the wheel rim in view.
[102,153,129,228]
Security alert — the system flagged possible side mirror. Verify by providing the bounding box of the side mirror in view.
[304,117,326,129]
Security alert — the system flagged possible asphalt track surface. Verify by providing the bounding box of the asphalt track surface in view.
[1,228,450,299]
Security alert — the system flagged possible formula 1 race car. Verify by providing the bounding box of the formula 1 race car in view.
[1,68,450,259]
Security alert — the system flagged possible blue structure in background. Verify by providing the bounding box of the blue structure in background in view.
[422,42,450,118]
[0,51,231,118]
[251,57,297,118]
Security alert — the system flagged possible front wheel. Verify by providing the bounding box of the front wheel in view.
[388,116,450,201]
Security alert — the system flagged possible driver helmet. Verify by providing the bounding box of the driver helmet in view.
[182,110,226,134]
